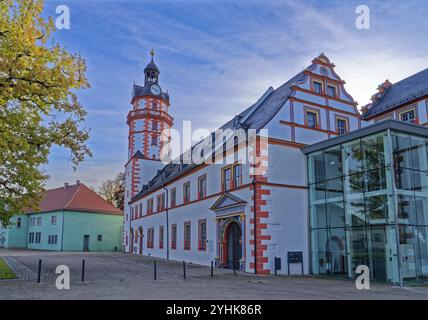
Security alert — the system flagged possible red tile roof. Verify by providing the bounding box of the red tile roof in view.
[26,183,123,215]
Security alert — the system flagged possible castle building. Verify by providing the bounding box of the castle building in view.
[123,53,428,286]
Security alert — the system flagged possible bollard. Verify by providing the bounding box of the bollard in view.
[37,259,42,283]
[183,261,186,280]
[210,261,213,278]
[154,261,157,280]
[81,259,85,282]
[233,264,237,276]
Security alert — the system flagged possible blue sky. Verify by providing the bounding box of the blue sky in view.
[41,0,428,189]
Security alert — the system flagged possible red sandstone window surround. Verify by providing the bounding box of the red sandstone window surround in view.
[183,182,191,204]
[198,175,207,199]
[159,226,164,249]
[171,224,177,249]
[184,221,191,250]
[147,227,154,248]
[170,188,176,207]
[198,219,207,251]
[147,198,154,215]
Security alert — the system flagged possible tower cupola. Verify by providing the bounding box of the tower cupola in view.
[144,49,160,85]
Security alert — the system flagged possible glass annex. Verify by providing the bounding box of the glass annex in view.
[303,120,428,285]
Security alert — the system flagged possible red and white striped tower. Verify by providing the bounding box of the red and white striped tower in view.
[124,50,173,252]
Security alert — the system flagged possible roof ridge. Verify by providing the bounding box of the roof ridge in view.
[63,183,82,209]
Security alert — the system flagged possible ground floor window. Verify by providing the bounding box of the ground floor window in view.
[48,235,58,244]
[35,232,41,244]
[184,222,191,250]
[97,235,103,241]
[159,226,164,249]
[198,220,207,251]
[171,224,177,249]
[29,232,34,244]
[147,228,154,248]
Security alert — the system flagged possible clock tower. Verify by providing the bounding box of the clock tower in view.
[124,51,173,250]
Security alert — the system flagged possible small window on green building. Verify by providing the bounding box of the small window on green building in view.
[97,235,103,242]
[51,216,56,225]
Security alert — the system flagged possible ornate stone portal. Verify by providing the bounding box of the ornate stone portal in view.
[210,193,247,270]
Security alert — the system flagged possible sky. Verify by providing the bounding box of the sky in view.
[40,0,428,189]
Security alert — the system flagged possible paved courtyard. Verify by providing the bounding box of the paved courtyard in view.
[0,249,427,300]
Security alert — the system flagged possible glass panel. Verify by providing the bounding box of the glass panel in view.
[347,198,366,227]
[362,133,386,170]
[327,201,345,228]
[392,132,412,170]
[417,226,428,282]
[397,194,417,224]
[324,146,342,180]
[311,229,329,275]
[410,135,428,172]
[365,167,387,192]
[328,228,347,275]
[308,151,325,184]
[399,225,418,283]
[343,140,363,175]
[348,227,369,278]
[366,194,388,222]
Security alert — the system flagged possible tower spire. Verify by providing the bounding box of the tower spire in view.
[150,48,155,60]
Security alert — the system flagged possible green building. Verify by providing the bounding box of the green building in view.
[0,182,123,252]
[303,120,428,286]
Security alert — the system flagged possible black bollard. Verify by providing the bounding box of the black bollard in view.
[183,261,186,280]
[37,259,42,283]
[233,263,237,276]
[154,261,157,280]
[81,259,85,282]
[210,261,213,278]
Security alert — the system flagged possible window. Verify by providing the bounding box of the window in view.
[399,109,416,124]
[157,193,165,211]
[171,224,177,249]
[35,232,41,244]
[222,167,232,190]
[327,85,337,98]
[29,232,34,244]
[16,218,21,228]
[147,228,154,248]
[234,164,242,188]
[159,226,164,249]
[306,111,318,129]
[51,216,56,225]
[36,217,42,226]
[198,220,207,251]
[198,175,207,199]
[48,235,58,245]
[336,118,348,135]
[171,188,176,207]
[147,198,154,214]
[184,222,191,250]
[183,182,190,204]
[29,217,35,226]
[139,203,143,217]
[151,134,158,146]
[97,235,103,242]
[313,81,323,94]
[152,120,158,131]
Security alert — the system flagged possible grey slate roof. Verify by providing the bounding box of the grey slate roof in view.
[130,70,307,203]
[363,68,428,118]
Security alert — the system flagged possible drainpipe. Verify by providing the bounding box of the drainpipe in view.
[60,210,65,251]
[162,180,169,260]
[252,178,257,274]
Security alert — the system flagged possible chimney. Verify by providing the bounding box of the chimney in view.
[76,180,81,185]
[64,182,69,189]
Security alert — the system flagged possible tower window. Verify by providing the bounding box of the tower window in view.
[152,121,158,131]
[151,134,158,146]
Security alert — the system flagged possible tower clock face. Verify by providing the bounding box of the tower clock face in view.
[150,84,161,95]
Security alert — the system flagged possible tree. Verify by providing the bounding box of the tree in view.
[0,0,91,225]
[97,173,125,210]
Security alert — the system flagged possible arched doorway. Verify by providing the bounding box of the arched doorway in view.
[223,221,242,269]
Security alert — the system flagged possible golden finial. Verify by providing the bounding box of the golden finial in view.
[150,48,155,59]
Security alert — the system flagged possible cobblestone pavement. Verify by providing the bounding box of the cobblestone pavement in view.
[0,249,427,300]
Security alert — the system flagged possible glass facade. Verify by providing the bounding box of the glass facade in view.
[308,129,428,285]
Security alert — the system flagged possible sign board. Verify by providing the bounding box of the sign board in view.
[287,251,304,275]
[275,257,281,271]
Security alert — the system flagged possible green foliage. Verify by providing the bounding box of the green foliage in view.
[0,258,16,279]
[0,0,91,225]
[96,173,125,210]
